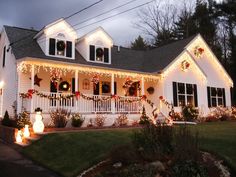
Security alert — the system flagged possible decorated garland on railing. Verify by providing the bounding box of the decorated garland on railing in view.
[19,89,150,103]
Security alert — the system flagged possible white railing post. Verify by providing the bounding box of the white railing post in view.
[111,73,115,113]
[31,65,35,113]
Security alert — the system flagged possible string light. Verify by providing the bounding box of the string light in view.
[17,61,160,82]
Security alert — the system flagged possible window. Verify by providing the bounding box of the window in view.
[207,87,225,107]
[89,45,109,63]
[173,82,198,107]
[2,46,6,67]
[49,38,72,58]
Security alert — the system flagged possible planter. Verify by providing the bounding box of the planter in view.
[0,125,17,143]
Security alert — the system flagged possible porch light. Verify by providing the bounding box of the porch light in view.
[16,130,23,143]
[0,81,4,88]
[23,125,30,138]
[33,108,44,133]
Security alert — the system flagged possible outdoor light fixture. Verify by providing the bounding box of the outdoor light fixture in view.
[23,125,30,138]
[33,108,44,133]
[16,130,23,143]
[0,81,4,88]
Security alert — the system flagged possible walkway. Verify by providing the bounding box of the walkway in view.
[0,140,61,177]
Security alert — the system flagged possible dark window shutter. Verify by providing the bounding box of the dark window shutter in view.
[49,38,56,55]
[66,41,72,58]
[207,87,211,107]
[50,81,57,93]
[104,48,109,63]
[114,82,117,95]
[193,84,198,107]
[90,45,95,61]
[72,78,75,93]
[222,88,226,107]
[93,83,99,95]
[173,82,178,107]
[2,46,6,67]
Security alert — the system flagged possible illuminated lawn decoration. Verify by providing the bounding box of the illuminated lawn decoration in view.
[16,130,23,143]
[33,108,44,133]
[23,125,30,138]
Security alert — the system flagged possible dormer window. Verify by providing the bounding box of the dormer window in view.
[49,38,72,58]
[89,45,109,63]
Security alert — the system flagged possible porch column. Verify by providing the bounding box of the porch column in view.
[141,76,145,96]
[17,71,22,114]
[30,65,35,113]
[111,73,115,113]
[75,70,78,112]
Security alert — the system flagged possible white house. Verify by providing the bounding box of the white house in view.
[0,18,233,125]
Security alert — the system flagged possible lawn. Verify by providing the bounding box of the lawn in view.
[22,121,236,177]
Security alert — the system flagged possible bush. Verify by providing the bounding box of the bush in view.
[205,115,218,122]
[71,113,84,127]
[115,114,128,126]
[133,123,173,161]
[1,111,12,127]
[94,114,106,127]
[50,109,71,128]
[182,105,199,121]
[174,125,200,162]
[171,160,208,177]
[109,144,139,165]
[17,111,31,129]
[139,106,151,125]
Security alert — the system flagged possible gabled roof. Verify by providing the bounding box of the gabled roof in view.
[77,27,113,45]
[34,18,77,39]
[4,25,196,73]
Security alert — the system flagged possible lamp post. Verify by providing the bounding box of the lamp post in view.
[33,108,44,133]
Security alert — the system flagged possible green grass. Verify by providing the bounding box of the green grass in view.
[22,122,236,177]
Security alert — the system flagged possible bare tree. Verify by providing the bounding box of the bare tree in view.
[135,0,178,46]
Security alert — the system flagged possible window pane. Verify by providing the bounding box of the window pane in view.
[218,98,223,106]
[186,84,193,94]
[211,87,217,96]
[187,96,194,106]
[217,88,223,97]
[178,95,186,106]
[211,98,217,107]
[178,83,185,94]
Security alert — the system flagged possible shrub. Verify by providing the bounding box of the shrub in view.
[173,125,200,162]
[115,114,128,126]
[205,115,218,122]
[139,106,151,125]
[95,114,106,127]
[109,144,139,165]
[169,111,183,121]
[1,111,12,127]
[133,123,173,161]
[17,111,31,129]
[171,160,208,177]
[182,105,199,121]
[50,109,71,128]
[71,113,84,127]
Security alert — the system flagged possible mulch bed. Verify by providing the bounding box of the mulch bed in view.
[79,152,233,177]
[44,125,141,133]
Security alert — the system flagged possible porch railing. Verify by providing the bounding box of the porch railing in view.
[31,92,142,114]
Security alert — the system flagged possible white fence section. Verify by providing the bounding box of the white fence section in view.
[31,92,142,114]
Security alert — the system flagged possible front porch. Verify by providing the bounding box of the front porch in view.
[17,61,159,115]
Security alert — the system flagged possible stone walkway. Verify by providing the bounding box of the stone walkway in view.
[0,140,61,177]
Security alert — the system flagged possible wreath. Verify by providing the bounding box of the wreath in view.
[57,41,66,51]
[181,60,190,71]
[96,48,104,58]
[147,87,154,94]
[194,46,204,58]
[59,81,70,91]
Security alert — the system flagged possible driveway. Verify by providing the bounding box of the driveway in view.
[0,140,61,177]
